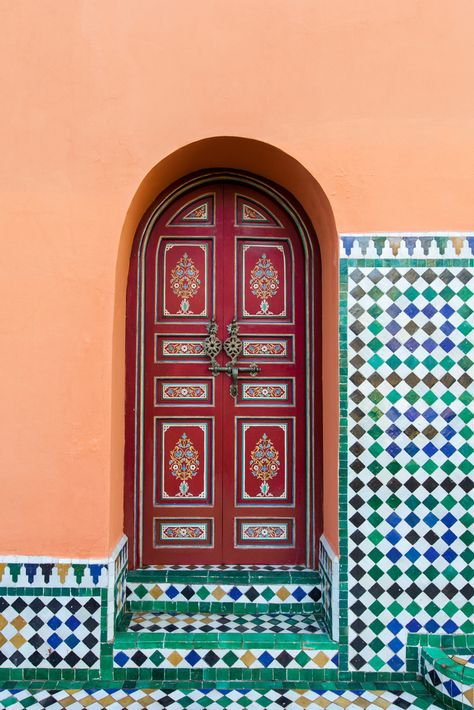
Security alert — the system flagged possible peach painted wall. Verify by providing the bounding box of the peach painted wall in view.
[1,0,473,557]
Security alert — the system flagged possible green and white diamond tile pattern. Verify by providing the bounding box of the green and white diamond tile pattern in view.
[345,264,474,673]
[0,686,444,709]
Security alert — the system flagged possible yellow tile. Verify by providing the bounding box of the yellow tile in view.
[0,615,7,631]
[149,585,163,599]
[167,650,183,666]
[295,696,312,707]
[353,698,371,708]
[311,651,329,668]
[372,698,391,709]
[72,694,96,707]
[0,633,6,647]
[241,650,256,667]
[276,586,291,601]
[211,586,226,600]
[0,565,6,583]
[452,655,467,665]
[10,633,26,649]
[464,688,474,705]
[56,564,70,584]
[312,697,331,708]
[11,616,27,631]
[332,697,353,708]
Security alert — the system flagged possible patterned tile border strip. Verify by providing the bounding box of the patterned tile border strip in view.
[127,581,321,607]
[0,536,127,591]
[338,257,349,675]
[422,648,474,709]
[319,535,339,642]
[0,685,445,709]
[339,233,474,258]
[112,646,339,670]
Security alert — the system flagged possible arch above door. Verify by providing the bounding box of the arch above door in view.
[125,170,322,568]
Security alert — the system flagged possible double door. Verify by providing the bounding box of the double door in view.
[142,182,307,564]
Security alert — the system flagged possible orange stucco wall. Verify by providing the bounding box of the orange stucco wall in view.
[1,0,473,557]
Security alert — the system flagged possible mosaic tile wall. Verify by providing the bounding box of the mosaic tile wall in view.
[340,235,474,675]
[0,536,127,679]
[319,536,339,642]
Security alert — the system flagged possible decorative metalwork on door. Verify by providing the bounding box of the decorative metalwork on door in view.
[135,181,315,565]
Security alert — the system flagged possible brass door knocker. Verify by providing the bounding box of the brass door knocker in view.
[204,319,260,398]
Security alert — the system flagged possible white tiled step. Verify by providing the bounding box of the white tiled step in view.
[127,610,325,635]
[113,611,339,671]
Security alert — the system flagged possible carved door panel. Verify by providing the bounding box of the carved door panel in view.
[142,183,307,564]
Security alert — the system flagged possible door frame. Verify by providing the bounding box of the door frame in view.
[124,169,322,569]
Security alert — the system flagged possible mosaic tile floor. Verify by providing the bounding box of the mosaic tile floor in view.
[127,611,324,635]
[0,687,444,709]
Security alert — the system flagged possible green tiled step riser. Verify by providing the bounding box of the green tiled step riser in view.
[0,668,423,684]
[114,634,337,650]
[127,600,322,615]
[127,568,321,584]
[110,669,340,683]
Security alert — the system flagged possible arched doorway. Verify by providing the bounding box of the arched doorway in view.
[125,170,321,567]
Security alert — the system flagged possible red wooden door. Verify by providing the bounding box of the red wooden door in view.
[142,182,308,564]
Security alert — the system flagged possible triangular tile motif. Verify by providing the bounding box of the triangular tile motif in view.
[167,194,215,226]
[236,195,282,227]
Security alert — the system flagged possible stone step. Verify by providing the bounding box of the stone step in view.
[113,610,338,682]
[126,564,322,614]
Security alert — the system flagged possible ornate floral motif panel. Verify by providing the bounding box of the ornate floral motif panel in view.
[154,420,213,505]
[235,420,293,505]
[155,239,214,320]
[236,240,292,321]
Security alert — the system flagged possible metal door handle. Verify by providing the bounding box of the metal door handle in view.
[204,319,260,398]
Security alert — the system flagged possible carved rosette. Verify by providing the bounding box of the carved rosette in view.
[249,433,280,496]
[170,252,201,314]
[168,433,200,496]
[249,253,279,314]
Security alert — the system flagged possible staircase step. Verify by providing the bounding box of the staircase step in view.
[113,611,338,680]
[117,611,332,648]
[126,565,321,614]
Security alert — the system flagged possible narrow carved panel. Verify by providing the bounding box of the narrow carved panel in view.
[155,335,206,362]
[238,379,294,406]
[154,519,214,548]
[235,518,295,547]
[240,336,294,363]
[155,379,213,406]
